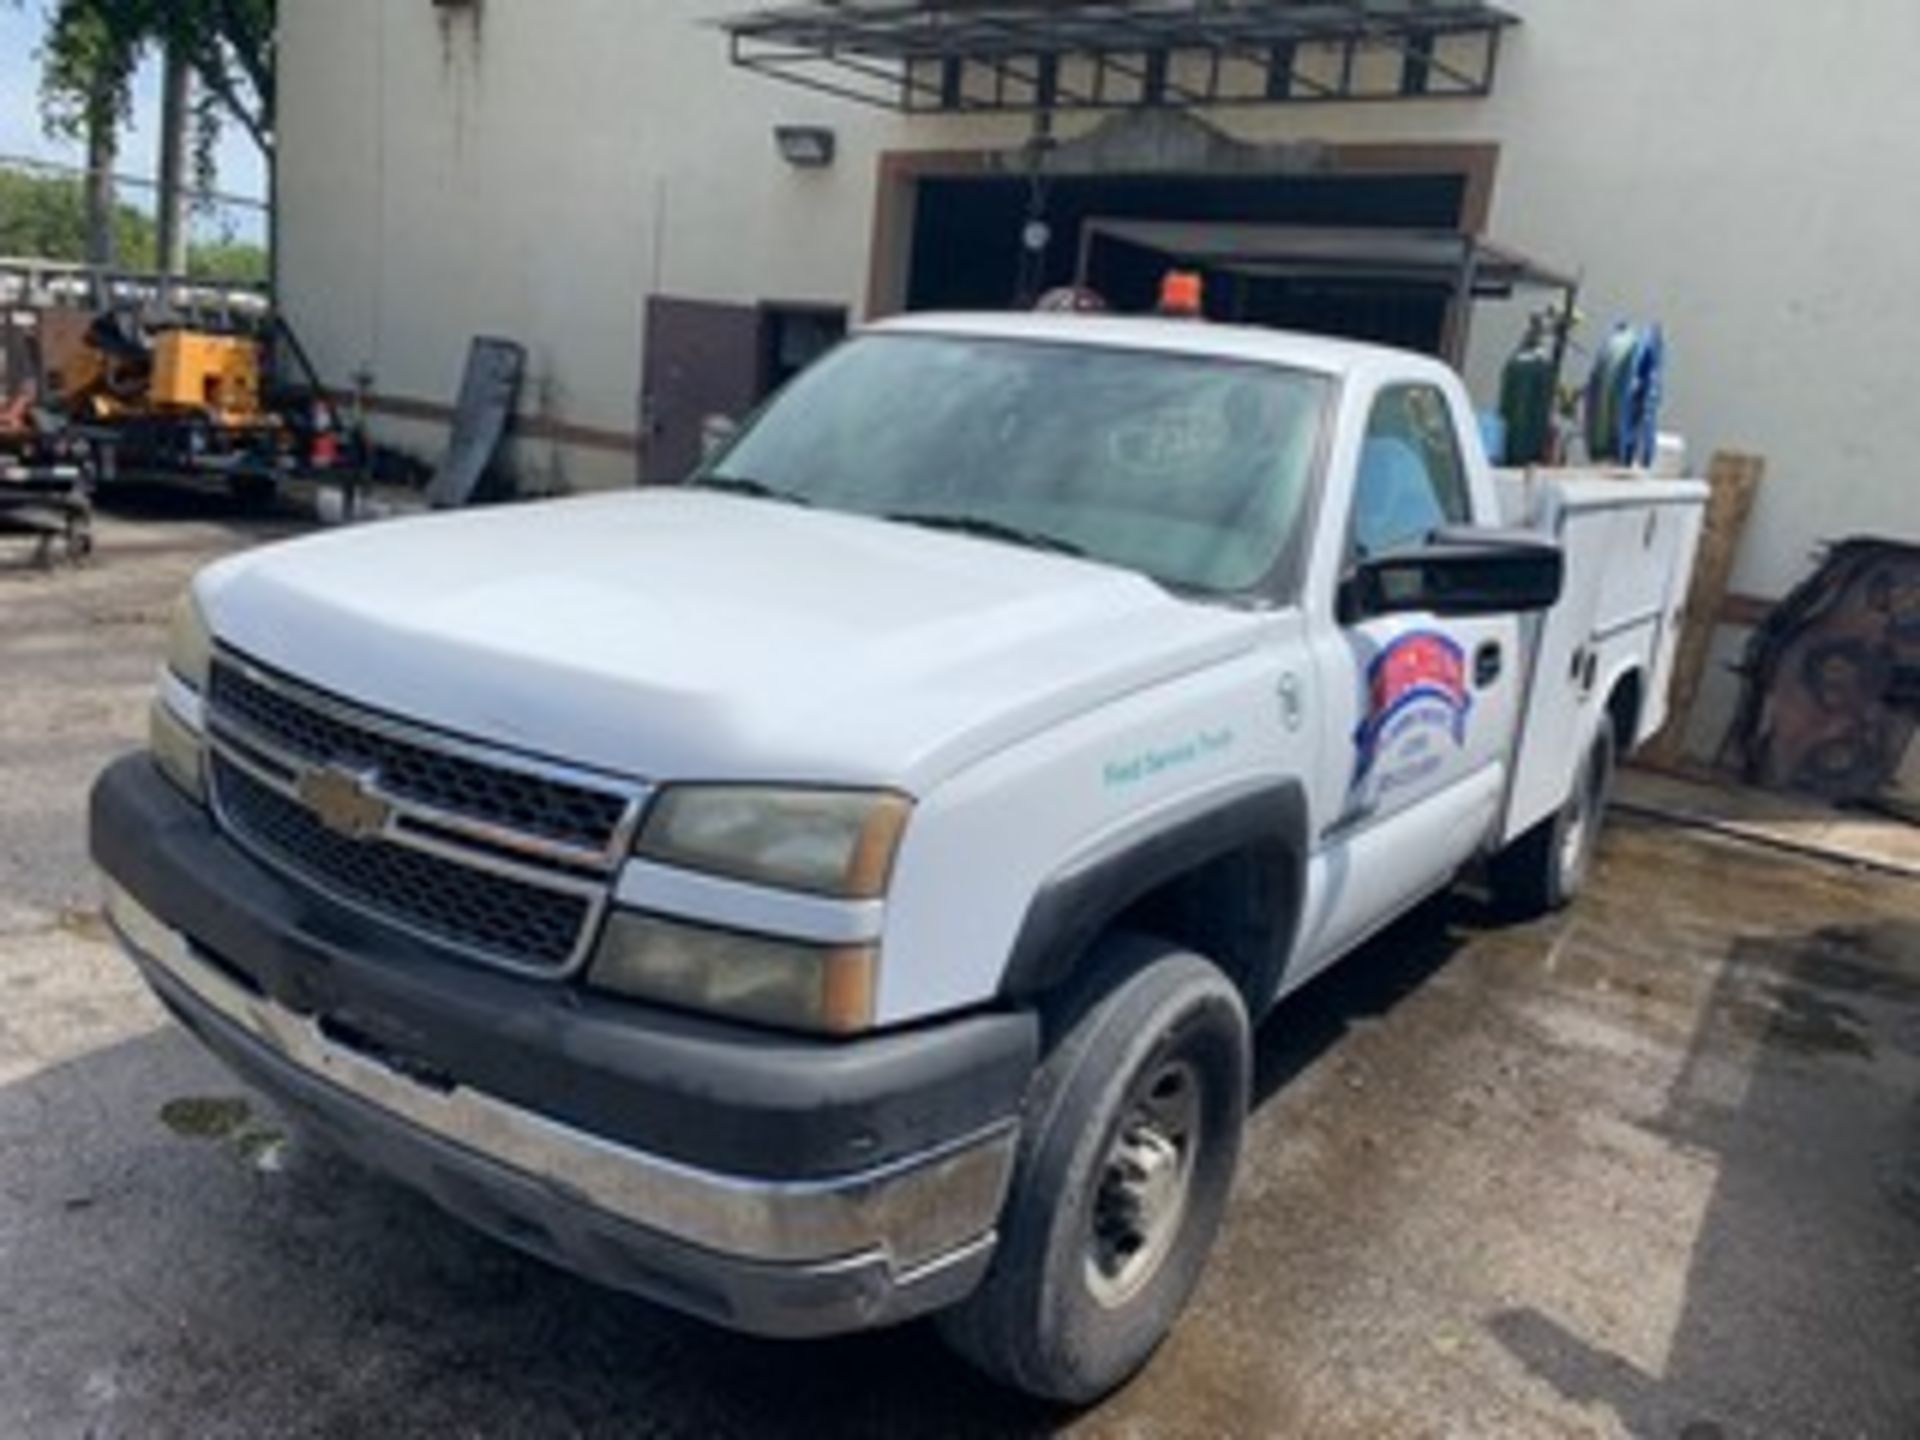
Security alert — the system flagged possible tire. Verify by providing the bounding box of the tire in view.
[228,474,277,510]
[937,935,1250,1404]
[1491,715,1618,917]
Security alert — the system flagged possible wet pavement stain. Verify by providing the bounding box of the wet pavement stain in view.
[1100,818,1920,1438]
[1745,982,1874,1058]
[158,1096,254,1141]
[1702,922,1920,1064]
[232,1125,291,1173]
[1786,922,1920,999]
[158,1096,292,1172]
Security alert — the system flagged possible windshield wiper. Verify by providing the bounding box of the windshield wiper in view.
[694,475,813,507]
[885,511,1086,559]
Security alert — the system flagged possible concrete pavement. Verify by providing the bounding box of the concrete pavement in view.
[3,500,1916,1438]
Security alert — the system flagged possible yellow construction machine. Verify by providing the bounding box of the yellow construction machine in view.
[38,305,348,501]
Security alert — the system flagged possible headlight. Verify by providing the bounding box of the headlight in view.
[166,588,213,693]
[636,787,910,898]
[589,912,876,1035]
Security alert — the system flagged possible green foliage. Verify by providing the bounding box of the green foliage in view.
[37,0,143,141]
[0,167,266,278]
[38,0,276,161]
[0,167,155,265]
[186,236,267,283]
[155,0,277,170]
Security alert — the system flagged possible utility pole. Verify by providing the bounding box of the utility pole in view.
[155,41,192,294]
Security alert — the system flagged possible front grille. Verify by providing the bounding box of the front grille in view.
[212,755,593,970]
[208,661,630,853]
[201,653,646,975]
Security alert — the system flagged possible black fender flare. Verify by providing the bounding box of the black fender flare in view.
[999,777,1310,1010]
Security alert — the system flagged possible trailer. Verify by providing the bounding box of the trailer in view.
[1,258,358,506]
[0,438,92,565]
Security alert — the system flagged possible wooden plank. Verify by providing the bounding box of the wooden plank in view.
[1643,449,1764,767]
[1716,591,1777,628]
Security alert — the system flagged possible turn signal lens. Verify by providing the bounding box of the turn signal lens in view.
[166,588,213,693]
[149,697,206,802]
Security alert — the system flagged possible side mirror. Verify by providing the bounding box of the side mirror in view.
[1343,527,1564,622]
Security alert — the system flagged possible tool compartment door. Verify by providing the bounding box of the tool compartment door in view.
[1498,477,1707,845]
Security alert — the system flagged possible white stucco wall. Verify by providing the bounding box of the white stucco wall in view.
[279,0,1920,747]
[279,0,914,492]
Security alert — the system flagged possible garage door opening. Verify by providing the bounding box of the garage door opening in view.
[906,169,1470,354]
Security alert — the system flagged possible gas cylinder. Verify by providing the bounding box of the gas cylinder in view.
[1498,313,1556,466]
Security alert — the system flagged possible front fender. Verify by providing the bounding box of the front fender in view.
[999,776,1309,1010]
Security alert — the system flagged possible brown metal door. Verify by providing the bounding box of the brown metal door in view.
[639,297,762,485]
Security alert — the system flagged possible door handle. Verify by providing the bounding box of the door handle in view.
[1475,641,1503,689]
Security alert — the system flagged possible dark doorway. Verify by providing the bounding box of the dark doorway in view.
[639,298,847,484]
[760,304,848,394]
[907,170,1467,353]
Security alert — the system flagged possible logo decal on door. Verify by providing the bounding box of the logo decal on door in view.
[1353,631,1472,794]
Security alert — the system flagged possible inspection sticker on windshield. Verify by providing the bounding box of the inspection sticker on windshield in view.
[1353,631,1471,798]
[1108,409,1230,475]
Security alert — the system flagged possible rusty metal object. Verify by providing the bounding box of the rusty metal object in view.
[1723,539,1920,803]
[1,356,94,567]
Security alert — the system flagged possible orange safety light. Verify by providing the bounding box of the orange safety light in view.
[1157,270,1205,318]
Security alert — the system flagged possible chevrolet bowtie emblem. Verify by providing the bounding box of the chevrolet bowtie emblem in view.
[297,764,392,841]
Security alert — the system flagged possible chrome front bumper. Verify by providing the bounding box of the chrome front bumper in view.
[107,879,1017,1335]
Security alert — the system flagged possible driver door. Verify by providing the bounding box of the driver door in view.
[1302,381,1521,969]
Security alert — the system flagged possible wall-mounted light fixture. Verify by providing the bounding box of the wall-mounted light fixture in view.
[775,125,837,169]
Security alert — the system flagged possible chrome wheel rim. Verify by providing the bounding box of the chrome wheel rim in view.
[1085,1058,1202,1310]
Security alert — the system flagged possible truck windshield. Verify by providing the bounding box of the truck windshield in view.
[698,333,1330,596]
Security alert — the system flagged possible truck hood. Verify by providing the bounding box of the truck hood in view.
[198,490,1261,790]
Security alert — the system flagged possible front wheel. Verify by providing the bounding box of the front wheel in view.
[1491,715,1618,917]
[937,936,1250,1404]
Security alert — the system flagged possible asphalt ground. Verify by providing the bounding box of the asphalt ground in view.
[3,496,1916,1438]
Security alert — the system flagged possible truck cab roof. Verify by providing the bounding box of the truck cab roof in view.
[868,312,1460,387]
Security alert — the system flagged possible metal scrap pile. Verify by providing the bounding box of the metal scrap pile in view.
[0,367,92,566]
[1723,538,1920,809]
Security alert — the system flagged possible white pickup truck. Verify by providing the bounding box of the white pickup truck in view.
[92,314,1704,1402]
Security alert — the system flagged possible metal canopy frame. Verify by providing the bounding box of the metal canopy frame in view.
[1072,221,1578,362]
[1074,221,1577,298]
[723,2,1521,114]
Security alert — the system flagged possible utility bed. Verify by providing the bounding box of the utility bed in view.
[1495,468,1708,844]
